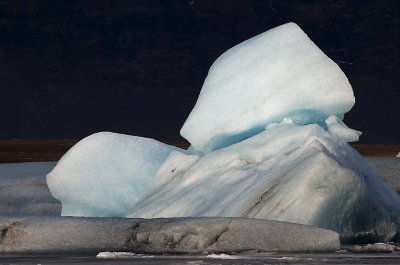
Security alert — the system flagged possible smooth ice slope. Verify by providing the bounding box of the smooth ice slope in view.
[129,122,400,242]
[47,132,184,217]
[181,22,355,152]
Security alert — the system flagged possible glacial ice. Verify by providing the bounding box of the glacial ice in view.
[46,132,184,217]
[0,216,340,254]
[180,22,355,152]
[96,252,144,258]
[350,243,396,253]
[128,123,400,242]
[206,254,240,259]
[46,22,400,242]
[325,115,361,142]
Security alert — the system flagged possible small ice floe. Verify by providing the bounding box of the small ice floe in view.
[206,253,240,259]
[350,243,395,253]
[276,256,300,261]
[335,249,350,254]
[96,251,154,259]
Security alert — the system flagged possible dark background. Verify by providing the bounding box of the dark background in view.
[0,0,399,144]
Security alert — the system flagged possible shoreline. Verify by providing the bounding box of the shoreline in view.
[0,139,399,163]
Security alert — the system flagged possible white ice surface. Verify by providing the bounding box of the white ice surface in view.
[129,123,400,242]
[325,115,361,142]
[96,252,154,258]
[206,254,240,259]
[97,252,138,258]
[351,243,396,253]
[47,132,184,217]
[181,22,354,152]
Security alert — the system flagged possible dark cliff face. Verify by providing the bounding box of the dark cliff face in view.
[0,0,399,143]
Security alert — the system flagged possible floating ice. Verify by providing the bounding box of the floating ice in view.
[350,243,396,253]
[206,254,240,259]
[325,115,361,142]
[47,132,184,217]
[0,216,340,254]
[181,22,354,152]
[129,123,400,242]
[46,22,400,243]
[96,252,155,258]
[97,252,139,259]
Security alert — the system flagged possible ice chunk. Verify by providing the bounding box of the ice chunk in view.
[129,123,400,243]
[0,216,340,254]
[42,22,398,244]
[0,216,143,254]
[397,152,400,158]
[325,115,361,142]
[206,254,240,259]
[350,243,395,253]
[181,22,354,152]
[47,132,184,217]
[96,252,155,258]
[97,252,139,258]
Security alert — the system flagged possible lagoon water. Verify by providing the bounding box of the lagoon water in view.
[2,252,400,265]
[0,159,399,264]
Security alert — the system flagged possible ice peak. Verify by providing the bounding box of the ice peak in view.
[180,22,355,152]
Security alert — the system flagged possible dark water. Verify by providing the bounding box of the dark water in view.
[2,252,400,265]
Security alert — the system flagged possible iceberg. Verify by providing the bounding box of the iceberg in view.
[181,22,355,152]
[0,216,340,254]
[46,132,184,217]
[47,22,400,243]
[128,123,400,242]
